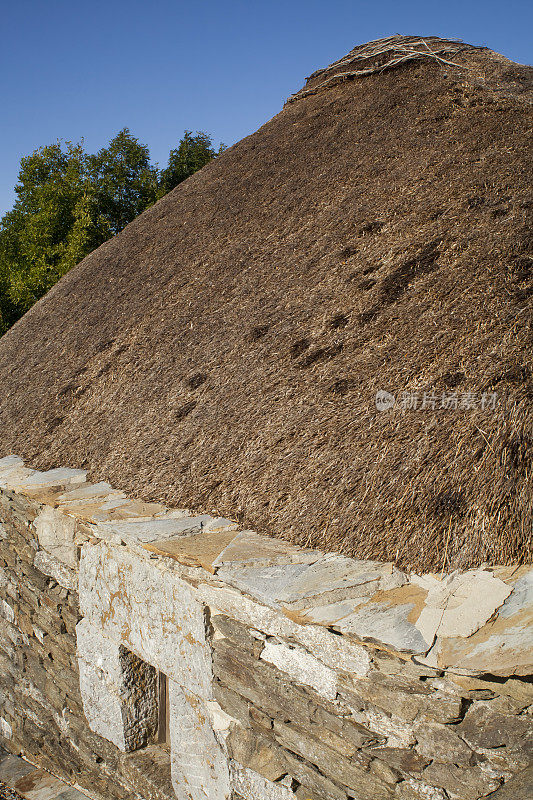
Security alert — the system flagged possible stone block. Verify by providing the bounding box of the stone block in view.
[231,765,295,800]
[260,641,338,699]
[34,508,78,569]
[422,761,505,799]
[79,541,212,696]
[169,682,230,800]
[414,722,474,765]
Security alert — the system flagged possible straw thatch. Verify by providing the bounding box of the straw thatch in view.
[0,36,531,571]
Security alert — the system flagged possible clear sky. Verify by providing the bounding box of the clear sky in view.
[1,0,531,216]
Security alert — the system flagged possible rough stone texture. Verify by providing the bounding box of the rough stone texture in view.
[415,570,512,642]
[260,641,338,699]
[79,542,212,696]
[33,551,77,591]
[169,683,230,800]
[1,460,532,800]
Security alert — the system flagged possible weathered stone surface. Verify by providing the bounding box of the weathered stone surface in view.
[58,498,167,524]
[226,726,287,781]
[436,570,533,676]
[415,570,512,643]
[213,680,252,724]
[272,720,392,799]
[0,455,24,472]
[350,706,417,749]
[278,556,405,603]
[457,703,533,754]
[213,639,314,725]
[14,767,71,799]
[76,619,126,750]
[394,778,447,800]
[95,515,214,543]
[143,530,240,572]
[216,563,311,608]
[0,599,15,624]
[200,583,372,679]
[57,481,123,501]
[339,673,463,724]
[34,550,78,591]
[8,468,86,492]
[231,765,294,800]
[211,614,264,656]
[422,761,505,799]
[365,747,429,775]
[169,682,230,800]
[282,751,348,800]
[286,622,371,677]
[79,541,211,695]
[260,640,337,699]
[34,507,79,569]
[310,705,379,750]
[213,531,321,569]
[488,765,533,799]
[335,585,430,653]
[118,645,158,751]
[414,722,474,765]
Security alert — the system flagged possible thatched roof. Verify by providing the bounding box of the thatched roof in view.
[0,35,531,572]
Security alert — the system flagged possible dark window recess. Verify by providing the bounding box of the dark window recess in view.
[118,645,160,752]
[158,671,171,748]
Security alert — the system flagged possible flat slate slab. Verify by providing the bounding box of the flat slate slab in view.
[0,751,91,800]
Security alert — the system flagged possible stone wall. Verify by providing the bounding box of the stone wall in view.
[0,455,531,800]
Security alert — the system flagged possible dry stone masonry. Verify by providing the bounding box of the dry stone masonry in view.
[0,455,531,800]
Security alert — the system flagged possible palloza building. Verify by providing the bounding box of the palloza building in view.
[0,35,531,800]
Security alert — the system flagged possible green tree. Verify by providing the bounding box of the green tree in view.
[0,128,222,336]
[88,128,159,235]
[158,131,223,196]
[0,141,98,333]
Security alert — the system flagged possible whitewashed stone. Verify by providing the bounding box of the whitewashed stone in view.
[79,542,212,695]
[77,618,159,753]
[0,600,15,624]
[169,682,231,800]
[260,640,338,699]
[293,624,371,677]
[34,550,78,590]
[34,506,78,569]
[415,570,512,643]
[76,619,126,750]
[231,765,295,800]
[0,717,12,739]
[205,700,237,733]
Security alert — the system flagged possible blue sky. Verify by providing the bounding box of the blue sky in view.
[1,0,532,216]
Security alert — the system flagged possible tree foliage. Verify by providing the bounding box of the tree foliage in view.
[0,129,222,335]
[159,131,222,196]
